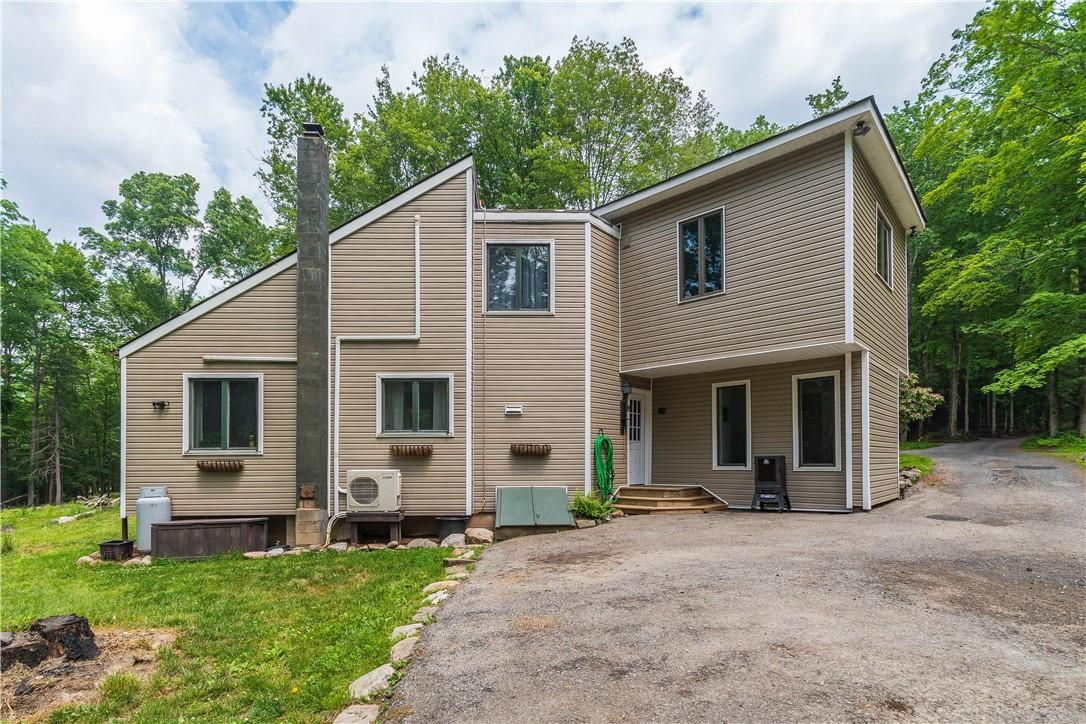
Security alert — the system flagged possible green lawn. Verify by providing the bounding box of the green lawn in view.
[900,440,941,450]
[899,453,935,479]
[0,504,449,721]
[1021,433,1086,468]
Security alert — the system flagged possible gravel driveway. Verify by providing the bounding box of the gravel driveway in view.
[390,438,1085,723]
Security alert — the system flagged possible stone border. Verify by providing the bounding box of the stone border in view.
[334,531,494,724]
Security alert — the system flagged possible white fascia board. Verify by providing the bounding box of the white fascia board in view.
[119,157,475,359]
[473,210,620,238]
[595,98,925,232]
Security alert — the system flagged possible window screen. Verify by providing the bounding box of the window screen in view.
[487,243,551,311]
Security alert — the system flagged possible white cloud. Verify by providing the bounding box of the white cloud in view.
[2,0,982,249]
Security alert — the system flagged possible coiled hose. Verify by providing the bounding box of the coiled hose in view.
[593,431,615,500]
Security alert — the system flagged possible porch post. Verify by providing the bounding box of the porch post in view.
[861,350,871,510]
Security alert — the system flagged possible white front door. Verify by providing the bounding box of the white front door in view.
[627,392,647,485]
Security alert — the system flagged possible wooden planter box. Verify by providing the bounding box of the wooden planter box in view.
[151,517,268,559]
[510,443,552,457]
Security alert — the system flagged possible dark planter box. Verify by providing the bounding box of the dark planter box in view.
[151,517,268,559]
[98,539,134,561]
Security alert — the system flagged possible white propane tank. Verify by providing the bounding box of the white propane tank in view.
[136,486,171,553]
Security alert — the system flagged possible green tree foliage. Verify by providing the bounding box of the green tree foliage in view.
[805,76,850,116]
[897,0,1085,437]
[899,373,944,440]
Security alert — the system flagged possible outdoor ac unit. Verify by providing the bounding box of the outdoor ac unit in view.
[345,469,401,512]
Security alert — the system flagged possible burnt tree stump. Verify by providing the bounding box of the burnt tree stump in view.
[0,632,49,671]
[28,614,98,660]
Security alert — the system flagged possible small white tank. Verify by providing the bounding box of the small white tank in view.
[136,486,171,553]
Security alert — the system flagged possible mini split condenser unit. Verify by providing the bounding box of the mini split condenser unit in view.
[345,469,401,512]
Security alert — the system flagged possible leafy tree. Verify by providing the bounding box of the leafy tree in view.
[900,373,944,439]
[805,76,850,116]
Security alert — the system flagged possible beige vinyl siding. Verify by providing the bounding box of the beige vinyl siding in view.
[651,356,848,511]
[616,138,846,373]
[590,224,626,491]
[869,360,901,505]
[853,150,908,374]
[471,219,586,512]
[124,268,298,517]
[332,172,468,516]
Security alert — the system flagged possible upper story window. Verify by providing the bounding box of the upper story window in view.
[486,241,553,313]
[678,208,724,300]
[876,209,892,287]
[185,374,262,453]
[378,374,453,436]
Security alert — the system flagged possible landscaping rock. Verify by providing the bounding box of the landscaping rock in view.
[422,580,461,594]
[424,590,450,605]
[465,527,494,545]
[413,606,439,622]
[390,635,419,662]
[445,572,469,581]
[443,557,471,568]
[76,556,95,566]
[55,515,79,525]
[366,543,386,550]
[266,547,285,558]
[347,663,396,700]
[407,538,438,549]
[390,623,423,640]
[611,509,625,518]
[334,703,380,724]
[387,540,400,549]
[0,632,12,647]
[89,551,101,560]
[451,548,468,556]
[284,547,308,556]
[903,468,922,482]
[29,614,98,660]
[138,555,153,566]
[243,550,267,559]
[328,542,349,552]
[0,632,49,671]
[123,556,145,566]
[575,518,597,529]
[440,533,466,547]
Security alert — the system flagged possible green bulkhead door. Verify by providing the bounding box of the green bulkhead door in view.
[495,486,575,528]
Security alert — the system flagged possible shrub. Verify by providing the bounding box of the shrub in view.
[571,492,614,520]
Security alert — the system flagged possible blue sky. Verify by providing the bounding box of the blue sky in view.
[2,1,982,252]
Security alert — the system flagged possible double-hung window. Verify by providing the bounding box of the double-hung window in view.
[486,241,552,313]
[792,371,840,470]
[678,208,724,300]
[712,380,751,469]
[876,209,892,287]
[185,374,262,453]
[378,374,453,436]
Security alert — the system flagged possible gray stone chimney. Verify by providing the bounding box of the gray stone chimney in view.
[294,122,329,545]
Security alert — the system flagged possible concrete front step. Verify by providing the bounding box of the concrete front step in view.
[613,502,729,515]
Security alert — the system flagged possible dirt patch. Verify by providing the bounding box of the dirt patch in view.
[0,628,175,721]
[528,550,616,569]
[881,696,915,715]
[512,614,558,632]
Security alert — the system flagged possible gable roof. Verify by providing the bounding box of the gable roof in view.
[594,96,925,231]
[117,155,474,358]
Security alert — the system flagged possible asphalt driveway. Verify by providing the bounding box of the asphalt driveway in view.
[390,438,1085,722]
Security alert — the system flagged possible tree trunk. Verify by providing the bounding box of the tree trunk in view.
[1,349,10,501]
[989,393,995,436]
[51,391,63,505]
[1008,394,1015,434]
[28,341,43,507]
[948,328,960,438]
[1047,369,1059,437]
[964,369,971,435]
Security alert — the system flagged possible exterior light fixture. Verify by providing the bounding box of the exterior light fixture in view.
[620,381,632,434]
[852,120,871,137]
[151,400,169,410]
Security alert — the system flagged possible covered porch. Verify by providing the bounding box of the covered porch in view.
[620,342,871,512]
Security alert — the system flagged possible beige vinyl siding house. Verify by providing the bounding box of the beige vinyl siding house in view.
[118,96,924,536]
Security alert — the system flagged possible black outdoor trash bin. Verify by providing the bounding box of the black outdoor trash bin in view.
[751,455,791,512]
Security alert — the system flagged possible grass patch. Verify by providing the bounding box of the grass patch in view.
[900,440,940,450]
[0,504,449,721]
[899,453,934,479]
[1021,433,1086,468]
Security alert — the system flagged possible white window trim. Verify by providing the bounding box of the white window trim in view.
[182,372,264,456]
[375,372,455,438]
[675,205,726,304]
[483,238,556,316]
[875,203,893,290]
[792,370,842,472]
[711,379,752,471]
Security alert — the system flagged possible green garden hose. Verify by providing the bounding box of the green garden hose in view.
[594,431,615,500]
